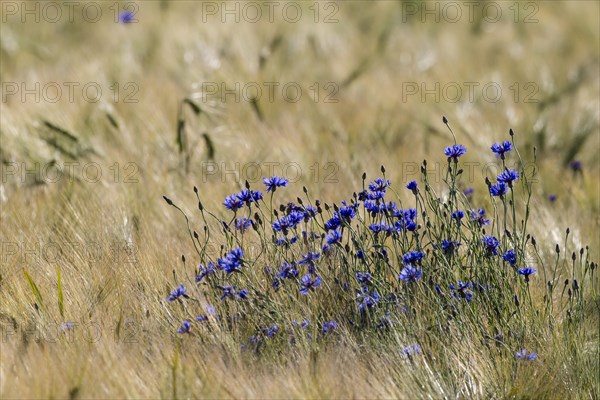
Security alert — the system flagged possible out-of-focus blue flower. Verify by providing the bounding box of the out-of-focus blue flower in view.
[450,281,473,302]
[263,176,288,192]
[196,315,209,322]
[503,250,517,266]
[440,239,461,256]
[292,319,309,330]
[277,261,299,280]
[167,284,188,302]
[299,274,322,294]
[355,272,373,286]
[402,343,422,358]
[217,248,244,274]
[238,289,249,299]
[263,324,279,338]
[444,144,467,160]
[515,348,537,361]
[489,182,508,197]
[326,229,342,245]
[463,187,474,197]
[491,141,512,158]
[356,249,365,259]
[220,285,248,300]
[322,320,337,334]
[357,287,380,311]
[482,235,501,256]
[234,218,253,232]
[548,194,557,203]
[497,169,519,186]
[119,10,135,23]
[399,265,422,283]
[177,320,191,334]
[196,262,216,283]
[468,209,490,226]
[451,210,465,221]
[402,251,425,265]
[299,252,320,274]
[569,160,582,172]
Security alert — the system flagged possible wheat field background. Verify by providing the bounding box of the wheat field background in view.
[1,1,599,399]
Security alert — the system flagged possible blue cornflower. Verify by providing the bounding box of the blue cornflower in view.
[515,349,537,361]
[406,180,418,194]
[399,265,422,283]
[326,229,342,245]
[450,281,473,302]
[119,10,135,24]
[177,320,191,334]
[224,194,243,211]
[324,216,342,231]
[468,209,490,226]
[264,324,279,338]
[220,285,236,300]
[196,315,209,322]
[272,211,304,232]
[355,272,373,286]
[368,223,386,233]
[238,289,249,299]
[402,251,425,265]
[298,252,320,274]
[491,141,512,158]
[338,201,358,220]
[263,176,288,192]
[277,261,299,280]
[356,249,365,259]
[503,250,517,266]
[517,267,536,282]
[402,343,422,358]
[440,239,461,256]
[444,144,467,160]
[217,248,244,273]
[237,189,263,204]
[497,169,519,186]
[299,274,322,294]
[364,200,381,214]
[490,182,508,197]
[357,288,380,312]
[195,262,216,283]
[167,284,188,302]
[451,210,465,221]
[322,321,337,334]
[482,235,501,256]
[569,160,582,172]
[234,218,252,232]
[548,194,557,203]
[463,187,474,197]
[291,319,310,330]
[369,178,391,193]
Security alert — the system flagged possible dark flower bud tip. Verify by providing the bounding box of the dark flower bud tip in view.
[442,116,448,124]
[163,196,173,206]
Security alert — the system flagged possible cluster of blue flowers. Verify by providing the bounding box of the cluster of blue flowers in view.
[164,128,558,363]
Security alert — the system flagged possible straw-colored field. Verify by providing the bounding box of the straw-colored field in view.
[1,1,598,398]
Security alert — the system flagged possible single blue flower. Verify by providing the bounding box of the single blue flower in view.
[399,265,422,283]
[264,324,279,338]
[402,251,425,265]
[491,141,512,158]
[517,267,536,282]
[357,287,380,311]
[548,194,557,203]
[322,320,337,334]
[263,176,288,192]
[196,262,216,283]
[177,320,191,334]
[503,250,517,266]
[277,261,299,280]
[167,284,188,302]
[569,160,582,172]
[463,187,475,197]
[356,249,365,259]
[440,239,460,256]
[326,229,342,245]
[444,144,467,160]
[468,209,490,226]
[497,169,519,186]
[450,281,473,302]
[482,235,500,256]
[217,248,244,274]
[119,10,135,24]
[369,178,391,193]
[234,218,252,232]
[238,289,249,299]
[402,343,422,357]
[237,189,263,204]
[324,216,342,231]
[490,182,508,197]
[299,274,322,294]
[224,194,243,211]
[406,180,418,193]
[355,272,373,286]
[298,252,320,274]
